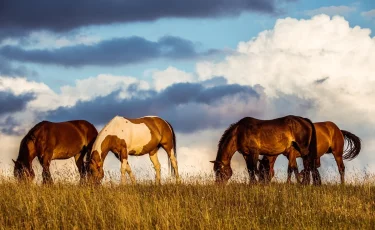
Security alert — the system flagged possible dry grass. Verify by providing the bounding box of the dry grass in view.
[0,178,374,230]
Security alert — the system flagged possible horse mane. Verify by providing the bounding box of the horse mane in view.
[17,121,47,161]
[217,121,239,157]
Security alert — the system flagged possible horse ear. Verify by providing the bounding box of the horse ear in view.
[210,161,216,164]
[12,159,16,164]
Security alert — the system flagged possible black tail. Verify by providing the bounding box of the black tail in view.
[303,118,318,168]
[341,130,361,161]
[165,121,177,176]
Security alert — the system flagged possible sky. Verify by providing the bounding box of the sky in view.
[1,0,375,183]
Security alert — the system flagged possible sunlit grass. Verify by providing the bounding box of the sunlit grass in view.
[0,173,374,230]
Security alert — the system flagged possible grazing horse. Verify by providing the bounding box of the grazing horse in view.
[13,120,98,184]
[87,116,179,185]
[210,115,320,185]
[259,121,361,184]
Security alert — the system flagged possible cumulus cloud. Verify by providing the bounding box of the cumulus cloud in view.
[0,36,220,67]
[305,6,356,17]
[0,0,290,41]
[196,14,375,174]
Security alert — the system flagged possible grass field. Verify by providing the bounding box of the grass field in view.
[0,177,374,230]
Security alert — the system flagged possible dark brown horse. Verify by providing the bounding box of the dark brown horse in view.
[87,116,179,185]
[259,121,361,184]
[13,120,98,184]
[210,115,320,185]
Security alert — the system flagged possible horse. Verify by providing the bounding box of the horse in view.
[13,120,98,184]
[258,121,361,184]
[87,115,179,185]
[210,115,320,185]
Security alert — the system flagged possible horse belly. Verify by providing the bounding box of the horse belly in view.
[127,123,153,155]
[51,146,81,159]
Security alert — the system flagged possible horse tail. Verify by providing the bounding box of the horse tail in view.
[165,120,177,176]
[303,118,318,168]
[341,130,361,161]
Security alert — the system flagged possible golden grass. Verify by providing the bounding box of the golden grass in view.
[0,179,374,230]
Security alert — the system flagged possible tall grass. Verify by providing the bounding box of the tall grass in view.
[0,177,374,230]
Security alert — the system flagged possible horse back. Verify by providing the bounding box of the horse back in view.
[236,116,307,155]
[30,120,97,159]
[94,116,171,156]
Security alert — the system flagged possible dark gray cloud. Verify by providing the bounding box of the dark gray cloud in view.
[0,36,220,67]
[0,0,290,40]
[46,82,260,133]
[0,116,24,135]
[0,56,30,77]
[0,91,35,116]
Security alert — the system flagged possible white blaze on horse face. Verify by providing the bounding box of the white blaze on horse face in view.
[92,116,152,159]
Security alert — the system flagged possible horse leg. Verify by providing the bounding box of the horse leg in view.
[333,154,345,184]
[161,145,181,184]
[120,157,136,185]
[301,156,311,185]
[38,156,53,184]
[243,154,258,184]
[311,158,322,186]
[149,149,161,185]
[74,153,86,184]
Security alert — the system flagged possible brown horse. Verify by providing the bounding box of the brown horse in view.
[210,115,320,185]
[87,116,179,185]
[259,121,361,184]
[13,120,98,184]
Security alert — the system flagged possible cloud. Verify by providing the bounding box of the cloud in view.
[361,9,375,19]
[151,67,196,91]
[0,91,35,116]
[195,14,375,173]
[0,0,289,41]
[305,6,356,17]
[0,36,220,67]
[0,56,34,77]
[46,81,263,133]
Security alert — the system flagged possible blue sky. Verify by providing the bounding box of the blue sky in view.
[1,0,375,180]
[2,0,373,91]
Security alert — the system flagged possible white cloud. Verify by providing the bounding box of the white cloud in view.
[59,74,150,105]
[151,67,196,91]
[361,9,375,19]
[196,14,375,175]
[305,6,356,17]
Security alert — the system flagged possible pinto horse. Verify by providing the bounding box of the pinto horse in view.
[87,116,179,185]
[259,121,361,184]
[13,120,98,184]
[210,115,320,185]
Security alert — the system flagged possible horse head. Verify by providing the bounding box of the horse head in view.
[210,160,232,184]
[87,151,104,184]
[12,159,35,181]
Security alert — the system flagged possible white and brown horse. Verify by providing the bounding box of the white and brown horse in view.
[87,116,179,185]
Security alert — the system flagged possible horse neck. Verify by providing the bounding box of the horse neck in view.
[16,138,33,167]
[216,135,237,166]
